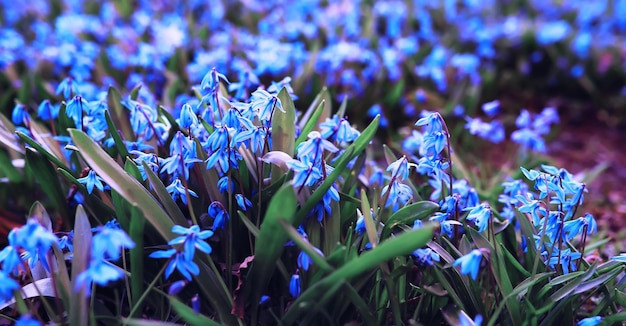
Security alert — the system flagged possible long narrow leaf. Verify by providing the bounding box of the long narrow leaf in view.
[282,223,437,324]
[69,129,175,241]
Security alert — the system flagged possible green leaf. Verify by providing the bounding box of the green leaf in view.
[298,87,331,131]
[142,161,188,226]
[246,183,298,323]
[271,88,296,183]
[70,205,92,326]
[107,86,134,142]
[0,148,22,182]
[360,190,379,248]
[467,228,520,323]
[104,110,131,159]
[69,129,175,241]
[549,264,597,302]
[17,131,75,177]
[282,223,437,324]
[487,272,553,326]
[278,219,334,272]
[168,297,222,326]
[128,206,145,317]
[295,99,326,148]
[380,201,439,240]
[25,147,69,225]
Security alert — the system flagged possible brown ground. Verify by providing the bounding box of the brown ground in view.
[548,122,626,253]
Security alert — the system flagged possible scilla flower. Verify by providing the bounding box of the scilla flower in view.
[453,249,487,280]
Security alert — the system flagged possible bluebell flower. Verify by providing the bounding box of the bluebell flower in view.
[178,103,198,129]
[412,248,440,267]
[511,128,546,152]
[37,100,59,121]
[66,96,88,128]
[0,269,19,304]
[440,220,462,238]
[14,315,42,326]
[453,249,485,280]
[56,77,79,99]
[297,246,324,271]
[11,102,29,125]
[537,21,570,45]
[168,280,187,295]
[13,219,58,272]
[289,274,301,298]
[287,158,323,188]
[169,225,214,258]
[464,117,505,143]
[387,156,414,181]
[250,89,284,122]
[0,242,22,275]
[464,203,491,233]
[547,249,581,275]
[481,100,500,116]
[297,131,339,162]
[415,112,443,134]
[459,312,483,326]
[77,170,106,194]
[75,260,126,295]
[150,249,200,281]
[576,317,602,326]
[232,127,267,153]
[208,202,230,230]
[235,194,252,211]
[166,178,198,205]
[91,224,135,262]
[381,180,413,210]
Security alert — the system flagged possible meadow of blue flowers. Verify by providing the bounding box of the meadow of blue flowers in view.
[0,0,625,325]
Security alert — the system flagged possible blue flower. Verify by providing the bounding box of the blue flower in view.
[547,249,581,275]
[177,103,198,129]
[464,203,491,233]
[0,270,19,304]
[56,77,79,99]
[151,249,200,281]
[296,131,339,162]
[13,219,58,272]
[75,260,126,295]
[289,274,301,298]
[577,317,602,326]
[77,170,106,194]
[286,158,322,188]
[453,249,485,280]
[208,202,230,230]
[91,224,135,262]
[0,243,22,275]
[37,100,59,121]
[412,248,440,267]
[235,194,252,211]
[65,96,88,128]
[481,100,500,116]
[14,315,42,326]
[166,178,198,205]
[387,156,414,181]
[12,102,29,125]
[168,225,214,259]
[297,246,324,271]
[250,89,284,122]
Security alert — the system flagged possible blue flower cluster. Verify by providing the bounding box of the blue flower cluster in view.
[0,0,623,115]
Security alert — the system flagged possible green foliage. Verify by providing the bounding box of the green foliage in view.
[0,80,622,326]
